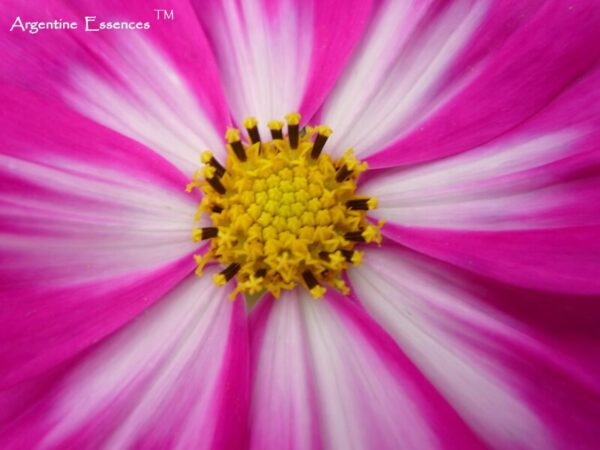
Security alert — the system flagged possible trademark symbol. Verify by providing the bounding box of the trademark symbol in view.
[154,9,174,20]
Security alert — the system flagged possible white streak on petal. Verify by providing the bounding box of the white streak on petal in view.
[323,0,487,158]
[0,153,195,284]
[250,292,318,449]
[351,249,551,449]
[300,292,437,450]
[41,273,234,449]
[364,131,584,229]
[63,33,222,174]
[206,0,312,135]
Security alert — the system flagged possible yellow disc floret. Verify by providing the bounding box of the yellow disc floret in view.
[189,113,381,299]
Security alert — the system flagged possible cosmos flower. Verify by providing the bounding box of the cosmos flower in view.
[1,0,600,448]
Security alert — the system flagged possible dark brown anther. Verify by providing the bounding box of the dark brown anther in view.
[302,270,319,289]
[344,231,366,242]
[310,132,330,159]
[244,118,261,145]
[255,268,267,278]
[221,263,241,282]
[208,157,226,178]
[288,123,299,149]
[212,205,223,213]
[340,250,355,262]
[230,140,247,162]
[318,251,330,261]
[346,199,370,211]
[336,165,352,182]
[200,227,218,240]
[247,126,261,145]
[207,176,226,195]
[270,128,283,140]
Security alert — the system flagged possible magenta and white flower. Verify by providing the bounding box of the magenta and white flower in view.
[1,0,600,449]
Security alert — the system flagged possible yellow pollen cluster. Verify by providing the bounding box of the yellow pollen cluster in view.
[187,113,382,299]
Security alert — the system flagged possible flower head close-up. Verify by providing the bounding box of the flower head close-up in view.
[1,0,600,449]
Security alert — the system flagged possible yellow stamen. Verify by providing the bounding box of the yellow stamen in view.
[316,125,333,137]
[267,120,284,131]
[285,112,301,126]
[309,285,327,299]
[225,128,241,143]
[189,113,380,299]
[243,117,258,129]
[213,273,227,286]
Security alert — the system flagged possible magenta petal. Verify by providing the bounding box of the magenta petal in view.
[364,64,600,294]
[298,0,374,122]
[0,87,201,386]
[0,271,249,449]
[349,245,600,449]
[249,290,483,450]
[193,0,373,130]
[321,0,487,158]
[382,223,600,295]
[0,256,196,387]
[0,0,230,173]
[359,0,600,167]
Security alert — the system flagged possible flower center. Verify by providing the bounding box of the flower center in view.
[188,113,381,299]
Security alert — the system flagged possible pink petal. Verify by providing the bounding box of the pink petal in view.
[192,0,373,131]
[0,87,200,386]
[249,293,323,450]
[320,0,600,165]
[0,271,249,449]
[321,0,487,159]
[364,133,599,230]
[350,245,600,449]
[1,0,230,173]
[382,224,600,295]
[249,290,483,449]
[364,65,600,294]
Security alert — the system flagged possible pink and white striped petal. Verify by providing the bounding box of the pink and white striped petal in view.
[0,87,200,386]
[193,0,373,133]
[249,293,322,450]
[364,130,597,230]
[0,271,249,450]
[349,245,600,449]
[0,0,230,174]
[321,0,487,159]
[249,290,483,450]
[362,64,600,294]
[320,0,600,165]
